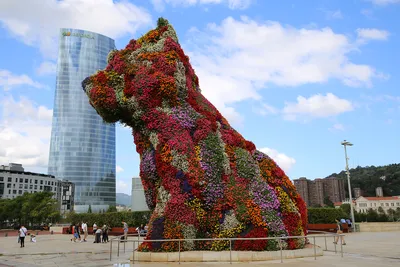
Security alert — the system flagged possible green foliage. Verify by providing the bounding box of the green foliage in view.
[0,192,61,227]
[157,17,169,28]
[66,210,151,227]
[323,196,334,208]
[307,208,347,224]
[340,203,351,216]
[326,163,400,197]
[107,205,117,213]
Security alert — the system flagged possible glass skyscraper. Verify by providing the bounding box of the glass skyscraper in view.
[48,28,116,213]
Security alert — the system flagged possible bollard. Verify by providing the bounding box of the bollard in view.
[340,238,343,258]
[36,231,39,235]
[313,236,316,260]
[110,239,113,261]
[178,240,181,264]
[324,235,327,251]
[117,237,120,257]
[132,240,135,263]
[279,238,283,263]
[4,233,8,237]
[51,230,53,235]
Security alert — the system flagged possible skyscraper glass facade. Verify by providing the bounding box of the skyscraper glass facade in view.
[48,28,116,213]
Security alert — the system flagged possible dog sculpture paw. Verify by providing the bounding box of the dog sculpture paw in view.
[83,17,307,252]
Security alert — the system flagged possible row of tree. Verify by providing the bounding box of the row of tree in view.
[0,191,61,228]
[341,203,400,222]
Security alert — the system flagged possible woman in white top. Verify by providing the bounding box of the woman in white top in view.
[19,226,27,248]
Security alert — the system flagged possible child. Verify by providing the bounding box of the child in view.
[30,234,36,243]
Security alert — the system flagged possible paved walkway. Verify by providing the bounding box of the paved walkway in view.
[0,232,398,266]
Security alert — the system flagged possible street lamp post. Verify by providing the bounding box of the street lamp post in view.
[341,140,356,232]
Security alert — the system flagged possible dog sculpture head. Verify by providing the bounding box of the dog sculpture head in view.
[82,18,200,128]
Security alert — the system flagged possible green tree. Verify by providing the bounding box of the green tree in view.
[323,196,334,208]
[340,203,351,216]
[107,205,117,212]
[0,192,60,227]
[88,205,92,213]
[387,208,396,222]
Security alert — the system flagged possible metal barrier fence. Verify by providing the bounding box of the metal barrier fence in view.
[109,231,345,264]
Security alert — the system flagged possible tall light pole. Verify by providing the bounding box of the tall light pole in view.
[341,140,356,232]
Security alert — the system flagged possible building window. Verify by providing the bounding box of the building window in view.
[397,203,400,206]
[386,203,389,206]
[34,185,37,190]
[30,179,32,183]
[7,184,11,188]
[40,186,43,190]
[15,178,17,182]
[25,179,28,183]
[19,178,23,183]
[35,180,38,184]
[381,203,384,206]
[18,190,22,194]
[374,203,376,207]
[19,184,23,189]
[8,178,11,182]
[30,185,33,189]
[391,203,394,206]
[0,177,3,181]
[8,189,11,194]
[13,190,16,194]
[40,180,43,185]
[24,184,28,189]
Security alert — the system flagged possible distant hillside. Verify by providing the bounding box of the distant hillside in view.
[116,193,131,207]
[326,163,400,197]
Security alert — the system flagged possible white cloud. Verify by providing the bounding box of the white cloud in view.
[0,69,45,91]
[0,0,152,59]
[185,17,385,123]
[252,102,279,116]
[329,123,345,132]
[357,28,390,41]
[0,95,52,168]
[36,61,57,76]
[116,165,124,173]
[152,0,251,12]
[259,147,296,173]
[116,179,131,195]
[319,8,343,20]
[368,0,400,5]
[283,93,354,121]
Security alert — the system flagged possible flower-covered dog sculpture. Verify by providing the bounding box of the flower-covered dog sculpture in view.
[82,18,307,252]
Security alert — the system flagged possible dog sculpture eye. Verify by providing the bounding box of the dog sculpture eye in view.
[83,17,308,252]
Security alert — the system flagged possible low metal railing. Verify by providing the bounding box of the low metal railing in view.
[109,231,345,264]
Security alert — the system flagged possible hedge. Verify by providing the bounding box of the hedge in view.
[66,211,151,227]
[307,208,347,224]
[67,208,346,227]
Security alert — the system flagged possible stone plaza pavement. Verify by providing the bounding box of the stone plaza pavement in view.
[0,231,399,267]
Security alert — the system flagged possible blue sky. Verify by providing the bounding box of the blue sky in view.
[0,0,399,195]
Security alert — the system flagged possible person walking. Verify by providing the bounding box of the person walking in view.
[19,225,27,248]
[333,218,346,245]
[81,221,88,242]
[122,221,128,242]
[102,224,109,243]
[93,223,97,236]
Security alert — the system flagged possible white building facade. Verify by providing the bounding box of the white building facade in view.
[355,196,400,213]
[131,177,149,212]
[0,163,74,213]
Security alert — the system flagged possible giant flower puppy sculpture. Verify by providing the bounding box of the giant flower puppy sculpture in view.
[82,18,307,252]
